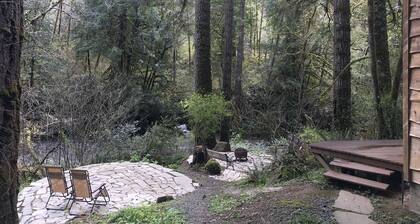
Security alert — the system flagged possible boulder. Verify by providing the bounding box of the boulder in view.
[213,141,231,152]
[156,195,174,203]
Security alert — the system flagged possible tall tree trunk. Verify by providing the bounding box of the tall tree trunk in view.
[368,0,393,138]
[0,0,23,222]
[258,2,264,62]
[333,0,352,136]
[220,0,234,142]
[253,2,258,54]
[195,0,212,94]
[234,0,245,107]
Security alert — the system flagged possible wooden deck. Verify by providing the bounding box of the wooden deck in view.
[310,140,403,172]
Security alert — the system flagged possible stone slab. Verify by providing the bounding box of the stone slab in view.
[334,211,376,224]
[333,190,374,215]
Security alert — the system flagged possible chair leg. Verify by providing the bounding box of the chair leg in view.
[90,198,97,214]
[68,196,76,215]
[45,194,52,209]
[64,195,71,210]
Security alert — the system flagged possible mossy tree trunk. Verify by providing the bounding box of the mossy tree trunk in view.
[333,0,352,136]
[0,0,23,223]
[194,0,212,94]
[220,0,234,143]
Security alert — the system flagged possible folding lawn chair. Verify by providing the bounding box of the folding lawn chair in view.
[44,165,72,210]
[68,169,110,215]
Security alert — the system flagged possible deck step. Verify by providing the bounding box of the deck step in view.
[324,170,389,191]
[330,159,395,176]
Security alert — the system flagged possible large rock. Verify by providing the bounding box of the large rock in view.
[156,195,174,203]
[333,211,376,224]
[333,190,374,215]
[213,141,231,152]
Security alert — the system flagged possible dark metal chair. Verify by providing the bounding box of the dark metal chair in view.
[224,154,235,170]
[68,169,110,215]
[44,166,72,210]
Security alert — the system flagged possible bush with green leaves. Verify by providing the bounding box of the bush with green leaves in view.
[183,93,230,144]
[95,123,186,166]
[205,159,222,175]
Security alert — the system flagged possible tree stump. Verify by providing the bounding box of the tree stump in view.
[192,145,209,165]
[214,141,231,152]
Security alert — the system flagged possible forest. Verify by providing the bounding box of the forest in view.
[1,0,417,223]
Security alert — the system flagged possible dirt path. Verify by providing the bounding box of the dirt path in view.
[173,164,337,224]
[171,166,230,223]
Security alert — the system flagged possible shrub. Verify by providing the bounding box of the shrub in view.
[183,93,230,144]
[205,159,222,175]
[95,123,187,167]
[270,137,320,182]
[107,205,185,224]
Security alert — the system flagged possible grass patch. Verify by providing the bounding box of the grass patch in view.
[209,194,249,214]
[108,205,184,224]
[370,198,420,224]
[290,211,323,224]
[99,204,185,224]
[278,199,309,209]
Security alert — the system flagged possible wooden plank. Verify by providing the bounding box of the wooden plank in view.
[411,19,420,37]
[310,147,403,172]
[410,90,420,102]
[411,171,420,184]
[410,138,420,171]
[410,69,420,90]
[405,0,413,181]
[410,53,420,68]
[411,0,420,6]
[324,170,389,191]
[410,102,420,123]
[410,123,420,138]
[410,0,420,7]
[411,37,420,53]
[314,154,330,170]
[330,159,394,176]
[411,6,420,20]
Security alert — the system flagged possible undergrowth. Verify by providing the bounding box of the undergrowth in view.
[84,204,186,224]
[209,194,250,214]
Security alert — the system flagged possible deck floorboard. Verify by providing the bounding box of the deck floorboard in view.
[310,140,403,171]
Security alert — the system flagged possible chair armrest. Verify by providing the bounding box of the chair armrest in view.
[92,183,106,193]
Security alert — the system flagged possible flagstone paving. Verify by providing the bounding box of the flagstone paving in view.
[333,190,376,224]
[211,152,273,182]
[18,162,197,224]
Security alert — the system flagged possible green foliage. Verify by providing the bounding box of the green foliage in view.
[96,123,186,167]
[290,211,323,224]
[209,194,249,214]
[205,159,222,175]
[270,139,321,182]
[243,165,268,187]
[298,127,327,144]
[304,169,328,188]
[130,153,141,162]
[106,205,185,224]
[183,93,230,142]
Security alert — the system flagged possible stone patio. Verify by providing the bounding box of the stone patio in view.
[18,162,197,224]
[211,152,273,182]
